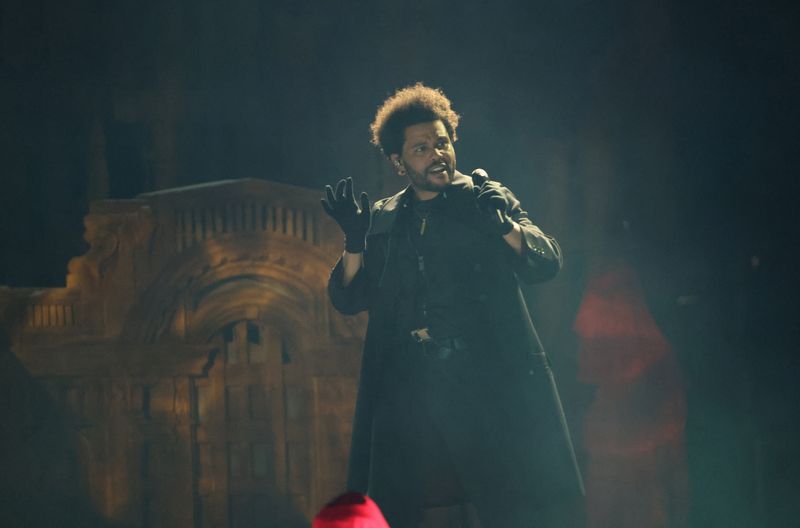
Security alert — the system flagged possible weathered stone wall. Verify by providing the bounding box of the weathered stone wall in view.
[0,178,365,527]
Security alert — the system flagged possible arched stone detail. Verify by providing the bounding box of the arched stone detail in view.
[121,235,331,350]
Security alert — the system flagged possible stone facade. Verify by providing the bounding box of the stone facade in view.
[0,179,365,527]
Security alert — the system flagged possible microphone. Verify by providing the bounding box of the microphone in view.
[470,168,506,226]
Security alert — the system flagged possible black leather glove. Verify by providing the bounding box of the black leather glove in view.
[321,177,372,253]
[471,169,514,235]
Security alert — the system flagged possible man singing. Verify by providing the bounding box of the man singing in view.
[322,83,583,527]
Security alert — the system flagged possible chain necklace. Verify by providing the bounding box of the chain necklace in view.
[411,200,434,236]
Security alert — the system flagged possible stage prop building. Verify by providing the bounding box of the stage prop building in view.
[0,179,366,527]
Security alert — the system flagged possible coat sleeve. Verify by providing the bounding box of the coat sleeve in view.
[327,255,371,315]
[503,186,564,284]
[327,198,391,316]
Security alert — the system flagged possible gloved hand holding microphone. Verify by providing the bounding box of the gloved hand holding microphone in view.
[471,168,515,236]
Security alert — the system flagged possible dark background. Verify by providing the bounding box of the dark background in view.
[1,0,798,526]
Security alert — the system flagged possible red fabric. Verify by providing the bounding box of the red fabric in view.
[574,259,671,384]
[313,493,391,528]
[574,259,688,527]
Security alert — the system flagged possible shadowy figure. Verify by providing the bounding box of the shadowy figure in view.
[574,258,688,528]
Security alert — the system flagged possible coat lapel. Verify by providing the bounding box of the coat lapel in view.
[368,186,412,236]
[368,171,474,236]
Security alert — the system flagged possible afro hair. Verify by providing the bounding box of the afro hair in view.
[370,83,460,157]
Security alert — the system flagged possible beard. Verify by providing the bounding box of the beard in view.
[406,161,456,193]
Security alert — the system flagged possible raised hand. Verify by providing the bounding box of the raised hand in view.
[321,177,372,253]
[471,168,514,235]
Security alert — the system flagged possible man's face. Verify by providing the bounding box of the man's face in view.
[392,120,456,196]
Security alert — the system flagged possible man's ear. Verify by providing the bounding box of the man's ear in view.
[389,154,405,176]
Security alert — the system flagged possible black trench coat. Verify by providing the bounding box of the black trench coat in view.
[328,171,584,510]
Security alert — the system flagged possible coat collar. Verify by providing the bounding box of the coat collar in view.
[369,171,472,235]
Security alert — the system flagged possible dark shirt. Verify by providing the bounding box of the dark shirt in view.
[392,191,488,345]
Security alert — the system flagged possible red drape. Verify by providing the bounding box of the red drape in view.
[575,259,688,527]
